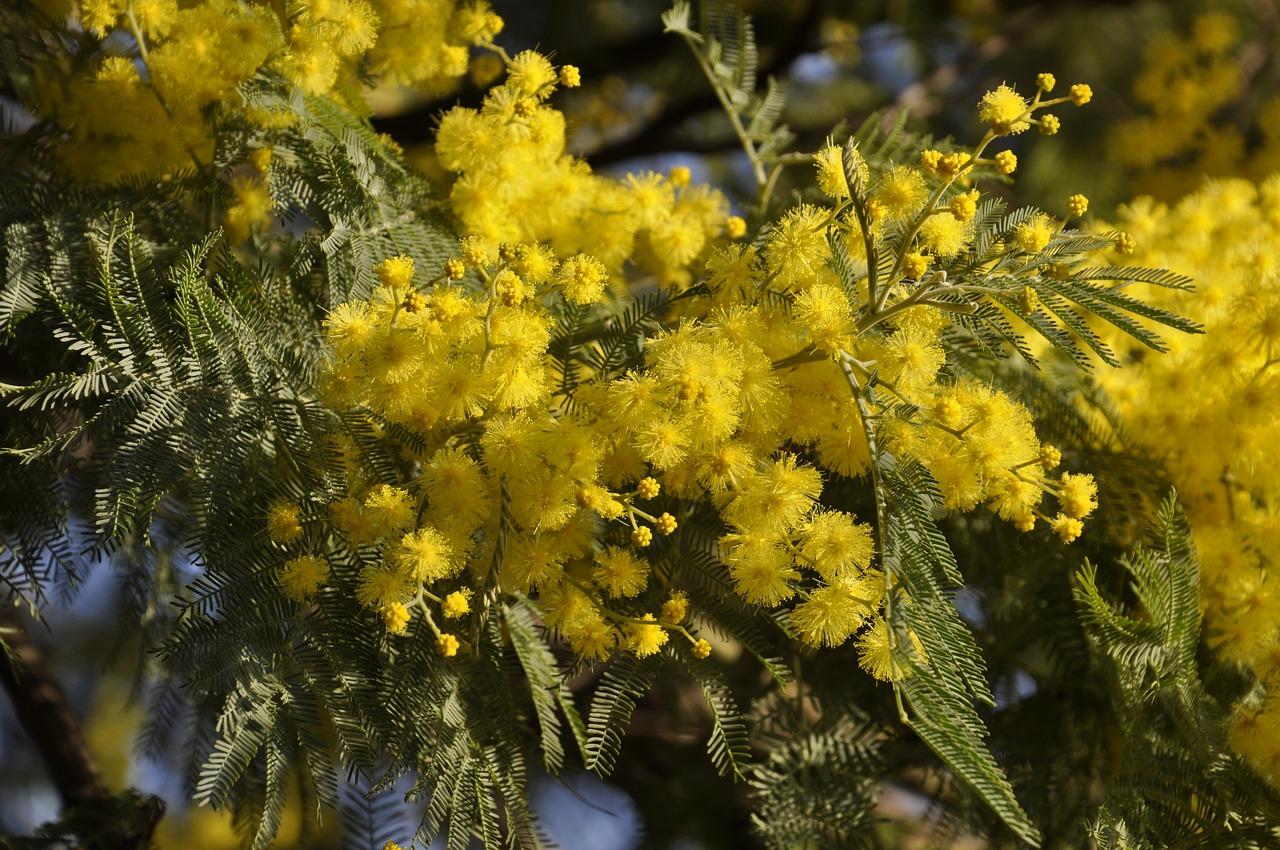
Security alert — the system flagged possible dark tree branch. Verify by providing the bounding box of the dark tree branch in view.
[0,608,106,808]
[0,608,164,849]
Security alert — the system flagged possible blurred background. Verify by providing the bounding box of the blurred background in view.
[5,0,1280,846]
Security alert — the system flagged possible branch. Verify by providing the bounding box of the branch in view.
[0,608,165,849]
[584,0,824,168]
[0,608,106,807]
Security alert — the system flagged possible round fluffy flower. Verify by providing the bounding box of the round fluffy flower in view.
[376,255,415,289]
[363,485,416,536]
[857,618,903,681]
[437,633,461,657]
[395,526,455,584]
[918,214,972,259]
[357,567,411,609]
[442,589,473,618]
[266,501,303,544]
[555,253,608,304]
[1013,213,1054,254]
[382,602,411,635]
[797,510,873,581]
[873,166,928,221]
[626,614,669,657]
[815,144,865,198]
[978,84,1031,134]
[594,546,649,597]
[1059,472,1098,519]
[279,555,328,601]
[662,592,689,624]
[507,50,556,97]
[790,585,869,648]
[1051,514,1083,544]
[792,282,854,355]
[765,204,830,289]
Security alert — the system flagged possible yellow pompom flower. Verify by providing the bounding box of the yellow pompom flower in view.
[723,455,823,537]
[594,546,649,597]
[1069,83,1093,106]
[357,567,411,609]
[376,255,415,290]
[1059,472,1098,520]
[395,527,455,584]
[814,143,864,198]
[558,64,581,87]
[507,50,556,97]
[691,638,712,659]
[278,555,329,601]
[363,485,416,536]
[919,214,972,259]
[950,189,979,223]
[568,620,616,661]
[442,589,473,619]
[790,585,869,648]
[722,536,799,606]
[626,614,669,658]
[437,633,461,657]
[1066,193,1089,217]
[1036,72,1056,92]
[993,150,1017,175]
[765,204,831,289]
[266,501,304,544]
[792,282,854,355]
[1013,213,1054,254]
[1051,514,1083,544]
[857,617,908,681]
[382,603,411,635]
[661,591,689,623]
[726,215,747,239]
[797,510,873,582]
[978,84,1031,134]
[873,166,928,221]
[555,253,608,305]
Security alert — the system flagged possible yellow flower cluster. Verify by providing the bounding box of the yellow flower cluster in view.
[1109,9,1280,200]
[22,0,502,181]
[435,54,730,288]
[1091,177,1280,781]
[282,66,1101,679]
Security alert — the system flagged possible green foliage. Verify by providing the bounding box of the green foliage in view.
[1,3,1276,850]
[1076,494,1280,849]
